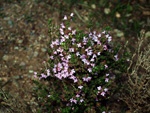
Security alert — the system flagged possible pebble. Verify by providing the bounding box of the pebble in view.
[29,70,33,73]
[33,51,38,57]
[2,55,9,61]
[13,75,20,79]
[18,40,23,44]
[3,17,10,20]
[145,31,150,38]
[20,61,26,66]
[114,29,124,37]
[41,48,47,52]
[14,46,19,50]
[104,8,111,15]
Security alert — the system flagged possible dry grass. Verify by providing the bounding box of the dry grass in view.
[119,31,150,113]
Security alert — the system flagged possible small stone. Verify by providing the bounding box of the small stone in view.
[14,46,19,50]
[91,4,96,9]
[29,70,33,73]
[20,62,26,66]
[114,29,124,37]
[104,8,111,14]
[33,51,38,57]
[116,12,121,18]
[18,40,23,44]
[14,75,20,79]
[145,31,150,38]
[4,17,10,20]
[2,55,9,61]
[41,48,47,52]
[28,75,31,77]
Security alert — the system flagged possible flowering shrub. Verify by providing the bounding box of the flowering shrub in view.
[32,13,131,113]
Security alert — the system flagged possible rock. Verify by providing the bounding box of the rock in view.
[14,46,19,50]
[104,8,111,14]
[91,4,96,9]
[20,62,26,66]
[2,55,9,61]
[18,40,23,44]
[114,29,124,37]
[116,12,121,18]
[145,31,150,38]
[41,48,47,52]
[33,51,38,57]
[29,70,33,73]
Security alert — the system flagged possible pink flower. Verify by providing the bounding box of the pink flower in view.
[80,99,84,103]
[50,56,54,59]
[106,73,109,76]
[72,38,76,42]
[70,13,74,17]
[77,43,81,47]
[63,15,67,20]
[91,63,95,67]
[72,30,76,35]
[78,85,83,89]
[68,27,71,30]
[97,33,101,37]
[105,78,109,82]
[105,64,108,69]
[69,48,74,52]
[76,52,80,56]
[70,98,74,103]
[101,92,105,96]
[53,51,57,55]
[74,79,78,83]
[97,86,102,90]
[97,52,101,56]
[88,68,92,73]
[76,94,80,98]
[73,99,77,104]
[64,35,69,39]
[60,23,65,28]
[102,30,106,34]
[104,88,108,92]
[48,95,51,97]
